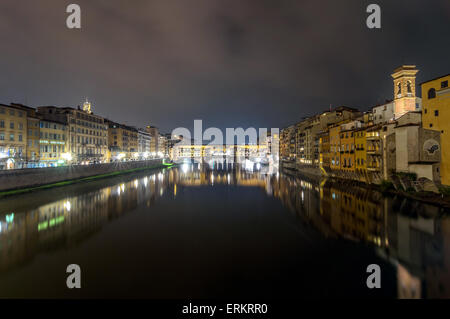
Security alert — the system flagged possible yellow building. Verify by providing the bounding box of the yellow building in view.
[354,128,367,178]
[366,125,382,182]
[318,130,330,173]
[27,116,40,165]
[280,125,296,161]
[38,102,109,164]
[421,74,450,185]
[0,104,28,169]
[107,120,139,161]
[340,128,355,172]
[39,119,68,166]
[329,124,341,171]
[9,103,40,167]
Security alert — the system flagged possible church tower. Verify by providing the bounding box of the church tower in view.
[83,98,92,114]
[391,65,419,119]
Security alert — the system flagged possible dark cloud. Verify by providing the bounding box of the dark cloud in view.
[0,0,448,132]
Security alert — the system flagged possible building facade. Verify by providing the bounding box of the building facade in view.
[138,129,152,158]
[38,119,68,167]
[38,101,108,164]
[106,120,139,161]
[0,104,28,169]
[146,126,159,156]
[421,74,450,185]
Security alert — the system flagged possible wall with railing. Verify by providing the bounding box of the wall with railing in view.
[0,159,163,192]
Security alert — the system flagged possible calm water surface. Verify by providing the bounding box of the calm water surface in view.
[0,164,449,298]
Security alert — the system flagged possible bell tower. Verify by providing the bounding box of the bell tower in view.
[391,65,419,119]
[83,98,92,114]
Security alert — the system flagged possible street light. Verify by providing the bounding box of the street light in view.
[62,153,72,161]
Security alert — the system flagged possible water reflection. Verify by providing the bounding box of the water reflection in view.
[0,164,449,298]
[272,174,450,299]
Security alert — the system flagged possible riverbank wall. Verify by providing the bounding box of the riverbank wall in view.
[0,159,165,193]
[280,161,322,182]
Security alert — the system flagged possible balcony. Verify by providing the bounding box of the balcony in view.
[367,148,380,155]
[367,163,381,171]
[366,133,380,140]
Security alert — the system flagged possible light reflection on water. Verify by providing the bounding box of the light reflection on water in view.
[0,164,449,298]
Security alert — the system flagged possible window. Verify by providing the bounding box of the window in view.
[407,81,412,93]
[424,108,427,114]
[428,88,436,99]
[397,82,402,95]
[430,124,433,128]
[10,134,14,141]
[0,133,4,140]
[442,80,448,88]
[18,135,22,142]
[435,110,439,116]
[10,122,14,129]
[0,120,4,128]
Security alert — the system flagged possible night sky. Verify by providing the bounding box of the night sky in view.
[0,0,449,133]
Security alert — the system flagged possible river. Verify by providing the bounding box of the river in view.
[0,164,449,298]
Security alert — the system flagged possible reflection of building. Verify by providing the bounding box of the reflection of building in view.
[421,74,450,185]
[426,218,450,298]
[270,171,449,299]
[0,170,169,274]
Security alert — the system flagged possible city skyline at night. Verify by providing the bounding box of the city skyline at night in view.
[2,0,450,308]
[0,0,449,133]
